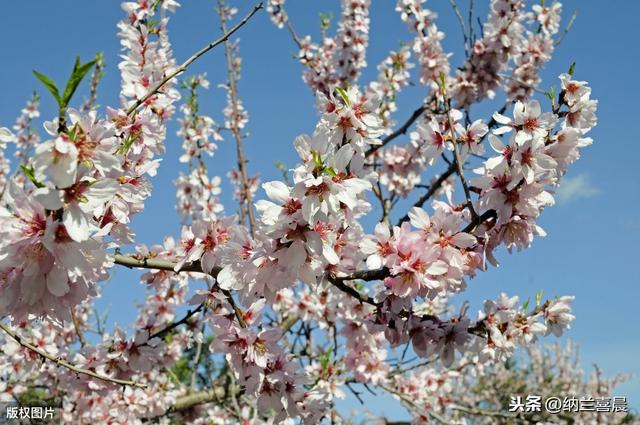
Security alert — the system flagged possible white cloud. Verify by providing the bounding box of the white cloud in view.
[555,173,600,205]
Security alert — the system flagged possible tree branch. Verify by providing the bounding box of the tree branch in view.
[126,2,263,116]
[442,80,479,222]
[219,0,258,236]
[449,403,517,419]
[448,0,469,55]
[555,10,577,47]
[335,209,497,285]
[366,105,428,157]
[396,163,457,225]
[113,253,215,274]
[146,303,205,342]
[112,253,247,327]
[0,322,146,389]
[328,275,381,307]
[378,383,456,425]
[115,251,380,319]
[461,209,496,233]
[171,386,228,412]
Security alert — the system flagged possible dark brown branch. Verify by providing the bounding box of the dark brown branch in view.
[441,79,479,222]
[328,275,382,307]
[396,163,456,225]
[461,209,496,233]
[112,253,248,327]
[146,303,205,342]
[366,105,428,157]
[332,267,390,283]
[220,287,247,328]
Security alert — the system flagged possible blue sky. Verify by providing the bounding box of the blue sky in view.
[0,0,638,419]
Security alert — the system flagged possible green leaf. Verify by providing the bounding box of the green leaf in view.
[312,151,323,168]
[117,131,142,155]
[320,348,333,369]
[20,165,45,189]
[568,62,576,77]
[535,289,544,307]
[324,166,337,177]
[275,160,290,183]
[439,72,447,94]
[62,56,96,108]
[522,298,530,312]
[33,70,61,107]
[319,11,333,30]
[544,85,557,106]
[335,87,351,107]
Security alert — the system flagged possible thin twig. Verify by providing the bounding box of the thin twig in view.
[442,81,479,222]
[125,2,263,116]
[70,308,87,347]
[449,404,517,419]
[396,163,456,225]
[328,275,381,307]
[373,181,391,224]
[0,322,146,388]
[113,253,246,328]
[345,381,364,404]
[468,0,475,49]
[555,10,577,47]
[219,0,257,236]
[378,383,456,425]
[448,0,469,55]
[388,358,436,377]
[452,141,478,221]
[366,105,428,157]
[286,20,303,49]
[220,288,247,328]
[190,313,207,391]
[82,52,104,112]
[499,73,548,95]
[146,303,205,342]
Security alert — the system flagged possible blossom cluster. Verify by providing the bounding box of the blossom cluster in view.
[175,75,225,223]
[476,80,597,258]
[0,0,180,319]
[396,0,451,91]
[377,108,488,197]
[0,0,613,424]
[266,0,288,29]
[0,128,14,193]
[506,2,563,100]
[280,0,371,93]
[389,342,632,424]
[366,46,415,133]
[212,86,382,303]
[451,0,527,105]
